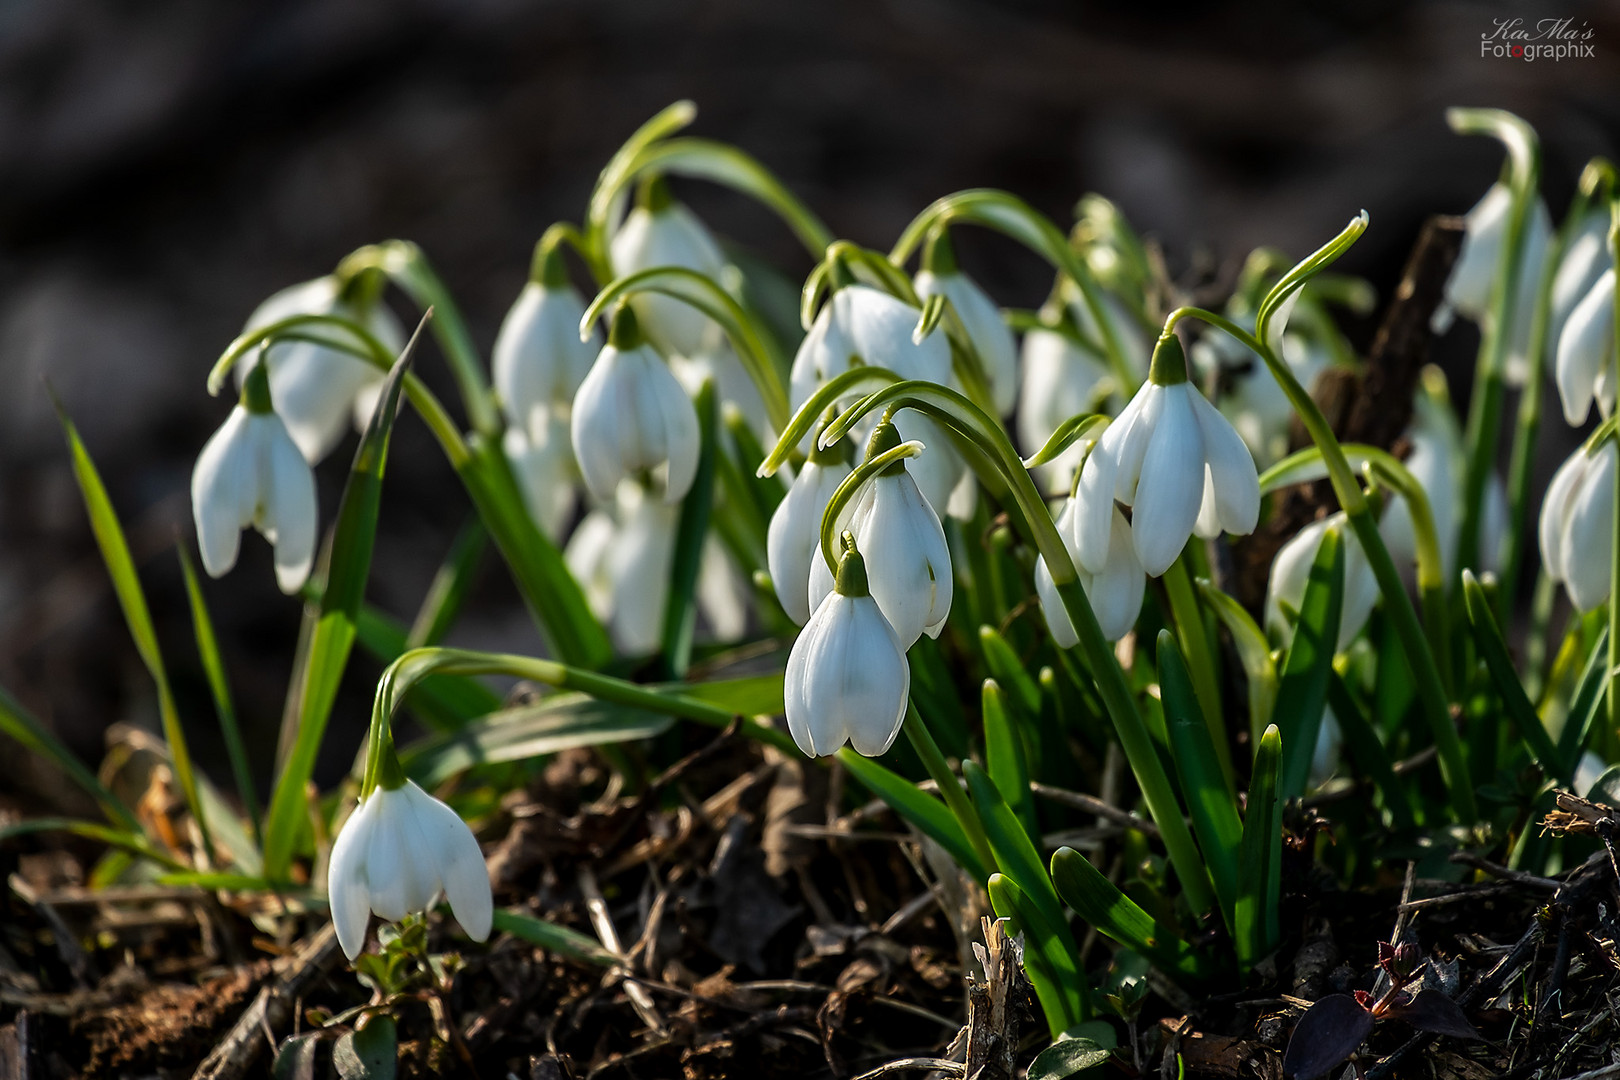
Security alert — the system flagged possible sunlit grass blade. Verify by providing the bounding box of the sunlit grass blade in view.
[0,682,140,833]
[1235,725,1282,971]
[1048,846,1210,982]
[1156,631,1241,935]
[661,380,717,678]
[177,545,260,846]
[1461,570,1570,782]
[1325,672,1415,829]
[492,908,619,967]
[1197,579,1279,745]
[407,517,486,650]
[51,391,213,864]
[987,873,1081,1037]
[0,818,185,872]
[979,625,1040,715]
[1557,625,1608,769]
[1272,524,1343,801]
[837,750,992,881]
[982,680,1037,841]
[261,321,421,882]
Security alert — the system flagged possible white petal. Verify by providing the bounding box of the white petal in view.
[504,420,578,541]
[493,283,600,428]
[1444,183,1512,321]
[1034,551,1078,649]
[789,305,851,413]
[1090,507,1146,641]
[917,271,1018,415]
[892,411,961,514]
[1265,516,1331,641]
[856,473,951,648]
[326,795,379,960]
[1562,443,1616,612]
[1556,269,1616,426]
[610,204,726,358]
[1073,438,1120,576]
[650,359,702,502]
[837,285,951,385]
[1130,384,1204,576]
[839,599,911,756]
[768,460,849,624]
[191,407,257,579]
[1190,388,1260,536]
[791,594,910,757]
[256,415,318,594]
[402,783,492,944]
[1540,448,1588,584]
[564,510,617,621]
[607,485,678,654]
[361,789,412,922]
[570,347,631,503]
[1550,209,1613,344]
[784,596,829,756]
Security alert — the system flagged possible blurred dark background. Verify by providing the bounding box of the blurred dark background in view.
[2,0,1616,814]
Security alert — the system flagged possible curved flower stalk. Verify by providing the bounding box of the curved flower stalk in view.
[785,535,911,757]
[1555,268,1616,425]
[806,422,953,648]
[1074,333,1260,577]
[192,362,318,594]
[609,176,729,359]
[238,274,405,464]
[1036,498,1144,644]
[914,228,1019,416]
[570,304,701,504]
[1192,303,1335,470]
[1540,438,1616,613]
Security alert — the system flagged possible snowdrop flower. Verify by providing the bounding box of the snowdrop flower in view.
[808,422,953,648]
[609,177,727,359]
[239,275,405,464]
[503,414,577,541]
[1549,207,1613,348]
[1540,439,1616,612]
[570,304,701,504]
[1432,182,1553,385]
[785,537,910,757]
[768,431,852,624]
[1018,321,1112,495]
[1074,334,1260,577]
[327,777,492,961]
[493,247,601,435]
[1264,513,1379,648]
[192,364,318,594]
[914,230,1018,416]
[603,483,679,655]
[1554,268,1615,426]
[1035,497,1144,645]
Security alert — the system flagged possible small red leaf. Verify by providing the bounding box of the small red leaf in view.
[1284,994,1376,1079]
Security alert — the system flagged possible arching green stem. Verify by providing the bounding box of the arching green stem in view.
[817,441,924,571]
[758,367,905,476]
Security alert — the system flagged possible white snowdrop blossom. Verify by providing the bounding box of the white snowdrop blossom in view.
[914,231,1018,416]
[767,442,852,625]
[1540,439,1617,613]
[503,415,577,541]
[1074,334,1259,578]
[1017,323,1112,494]
[1554,268,1615,426]
[1035,497,1145,645]
[239,275,404,465]
[493,261,601,436]
[192,365,318,594]
[1264,513,1379,648]
[785,540,910,758]
[609,178,727,359]
[1432,182,1553,385]
[807,423,953,648]
[570,305,701,504]
[1549,207,1613,348]
[326,779,492,961]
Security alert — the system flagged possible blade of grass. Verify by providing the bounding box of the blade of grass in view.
[1048,846,1210,982]
[982,680,1038,841]
[661,380,718,678]
[1324,671,1416,829]
[1235,725,1282,971]
[1197,579,1279,746]
[0,818,184,871]
[1558,625,1609,767]
[1461,570,1569,782]
[406,517,486,650]
[0,682,140,832]
[837,749,992,881]
[491,909,619,967]
[51,391,213,864]
[987,873,1080,1038]
[1273,525,1344,801]
[979,624,1041,715]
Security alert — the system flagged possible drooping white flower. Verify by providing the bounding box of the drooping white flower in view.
[326,778,492,961]
[239,275,404,464]
[492,255,601,436]
[1549,206,1613,348]
[192,365,318,594]
[914,230,1018,416]
[1035,497,1144,645]
[1264,513,1379,648]
[1017,323,1112,495]
[609,178,727,359]
[503,414,577,541]
[1555,268,1615,426]
[1432,182,1554,385]
[1540,439,1616,613]
[768,441,852,624]
[570,305,701,504]
[807,422,953,648]
[1074,334,1259,577]
[785,540,910,757]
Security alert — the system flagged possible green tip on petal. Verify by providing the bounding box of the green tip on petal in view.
[1148,331,1189,386]
[834,545,870,598]
[241,358,275,415]
[636,173,674,214]
[608,302,646,350]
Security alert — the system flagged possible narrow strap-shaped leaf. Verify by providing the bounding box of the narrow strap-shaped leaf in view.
[987,873,1082,1037]
[1048,846,1209,982]
[52,394,213,863]
[0,818,184,871]
[491,908,619,967]
[1197,579,1279,745]
[178,546,260,845]
[1235,725,1283,970]
[261,320,421,882]
[1157,631,1242,936]
[1324,672,1416,829]
[965,761,1070,936]
[1558,625,1609,767]
[407,517,487,650]
[982,680,1038,841]
[1461,570,1570,782]
[980,625,1041,715]
[661,380,718,677]
[837,750,992,881]
[1272,525,1344,802]
[0,683,140,832]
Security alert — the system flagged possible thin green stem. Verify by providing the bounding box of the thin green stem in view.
[902,702,997,875]
[1162,555,1234,790]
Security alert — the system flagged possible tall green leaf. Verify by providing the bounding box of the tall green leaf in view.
[1272,526,1344,801]
[1235,725,1282,970]
[1461,570,1569,782]
[1048,847,1209,981]
[406,518,486,650]
[1558,625,1609,766]
[982,680,1037,840]
[661,380,718,677]
[1325,672,1415,829]
[988,874,1080,1038]
[837,750,991,881]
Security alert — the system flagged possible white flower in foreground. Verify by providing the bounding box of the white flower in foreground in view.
[1432,182,1553,385]
[192,365,318,594]
[1035,498,1144,645]
[1264,513,1379,648]
[785,539,910,757]
[1074,334,1259,577]
[768,440,852,624]
[1555,268,1615,426]
[240,275,404,464]
[492,254,600,434]
[609,177,727,359]
[915,230,1018,416]
[1540,439,1616,613]
[1550,207,1613,348]
[570,304,700,504]
[503,414,577,541]
[327,778,492,961]
[789,282,953,407]
[808,423,953,648]
[1018,323,1112,494]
